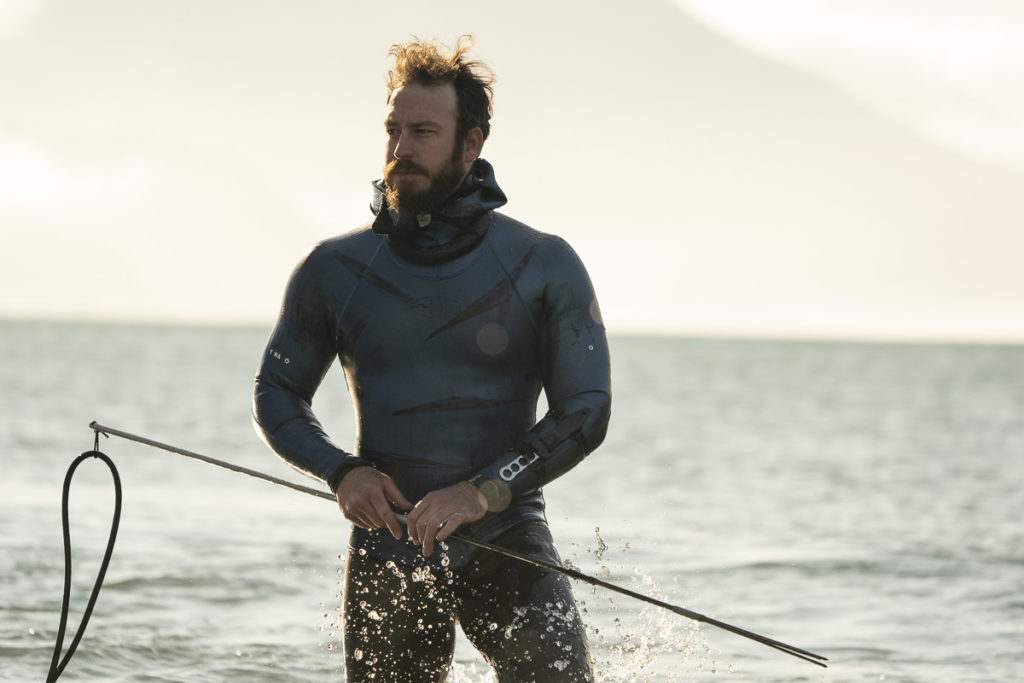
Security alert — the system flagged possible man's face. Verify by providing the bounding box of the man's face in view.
[383,82,476,215]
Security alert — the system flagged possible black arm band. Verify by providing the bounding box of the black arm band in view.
[470,407,592,511]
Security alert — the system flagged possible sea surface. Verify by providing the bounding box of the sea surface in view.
[1,320,1021,682]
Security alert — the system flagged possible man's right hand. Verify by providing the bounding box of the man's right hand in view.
[335,467,413,540]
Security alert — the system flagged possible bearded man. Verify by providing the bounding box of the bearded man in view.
[253,37,610,682]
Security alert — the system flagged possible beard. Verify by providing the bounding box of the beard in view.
[383,146,467,216]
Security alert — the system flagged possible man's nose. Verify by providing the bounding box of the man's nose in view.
[393,132,414,159]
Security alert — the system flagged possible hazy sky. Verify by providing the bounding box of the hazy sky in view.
[2,0,1023,340]
[678,0,1024,166]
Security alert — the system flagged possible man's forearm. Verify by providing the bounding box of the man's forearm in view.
[468,394,610,511]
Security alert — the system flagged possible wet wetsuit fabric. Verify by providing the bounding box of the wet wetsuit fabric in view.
[252,158,609,679]
[344,522,593,682]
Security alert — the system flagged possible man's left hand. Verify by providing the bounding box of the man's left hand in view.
[407,481,487,557]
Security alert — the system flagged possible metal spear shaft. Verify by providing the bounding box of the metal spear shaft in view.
[88,421,828,668]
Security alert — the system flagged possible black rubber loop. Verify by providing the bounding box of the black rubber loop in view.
[46,451,122,682]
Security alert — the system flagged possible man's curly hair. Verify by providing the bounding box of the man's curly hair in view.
[386,36,495,141]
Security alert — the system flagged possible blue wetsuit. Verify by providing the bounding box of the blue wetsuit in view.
[253,159,610,680]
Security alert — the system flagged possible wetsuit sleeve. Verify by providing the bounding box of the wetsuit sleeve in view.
[471,237,611,510]
[252,247,363,492]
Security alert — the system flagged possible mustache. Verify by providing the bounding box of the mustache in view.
[385,159,429,177]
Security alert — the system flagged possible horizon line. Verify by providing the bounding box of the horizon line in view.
[3,312,1023,347]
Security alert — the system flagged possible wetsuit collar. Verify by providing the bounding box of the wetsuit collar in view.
[370,158,508,263]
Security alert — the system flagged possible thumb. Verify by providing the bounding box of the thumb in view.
[383,477,413,511]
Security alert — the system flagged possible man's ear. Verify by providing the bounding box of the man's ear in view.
[461,127,484,164]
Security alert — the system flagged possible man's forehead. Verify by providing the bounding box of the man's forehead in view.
[386,82,458,120]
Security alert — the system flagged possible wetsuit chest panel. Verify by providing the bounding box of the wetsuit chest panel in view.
[333,238,545,495]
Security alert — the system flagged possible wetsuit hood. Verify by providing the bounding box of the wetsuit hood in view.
[370,158,508,263]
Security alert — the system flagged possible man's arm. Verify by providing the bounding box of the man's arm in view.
[252,244,412,533]
[408,235,611,554]
[467,235,612,510]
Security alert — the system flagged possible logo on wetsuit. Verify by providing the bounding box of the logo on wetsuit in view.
[499,451,540,482]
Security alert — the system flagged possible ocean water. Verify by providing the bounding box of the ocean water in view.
[1,319,1021,682]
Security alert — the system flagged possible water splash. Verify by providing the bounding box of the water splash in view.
[593,526,610,560]
[572,531,725,681]
[319,537,726,681]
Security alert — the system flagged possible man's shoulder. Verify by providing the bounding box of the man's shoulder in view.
[283,224,381,288]
[491,212,573,251]
[315,223,380,252]
[490,212,580,263]
[299,223,380,264]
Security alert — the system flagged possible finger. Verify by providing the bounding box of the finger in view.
[344,510,375,530]
[405,509,417,544]
[355,505,384,530]
[380,508,404,540]
[421,513,458,557]
[406,506,428,545]
[383,478,414,511]
[413,515,433,548]
[348,496,388,531]
[366,494,402,533]
[435,513,463,543]
[415,514,439,553]
[420,521,436,557]
[337,496,367,527]
[337,498,369,528]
